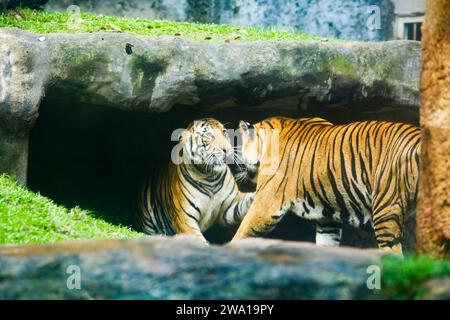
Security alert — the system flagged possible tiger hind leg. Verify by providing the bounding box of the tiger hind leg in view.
[315,220,343,247]
[372,204,404,254]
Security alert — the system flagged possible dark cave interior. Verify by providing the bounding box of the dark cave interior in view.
[27,92,417,246]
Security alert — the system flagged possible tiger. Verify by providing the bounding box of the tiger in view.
[133,118,254,243]
[228,117,420,253]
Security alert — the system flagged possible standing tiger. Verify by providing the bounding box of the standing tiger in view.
[228,117,420,253]
[133,118,254,243]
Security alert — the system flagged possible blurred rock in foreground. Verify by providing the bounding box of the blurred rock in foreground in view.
[0,236,387,299]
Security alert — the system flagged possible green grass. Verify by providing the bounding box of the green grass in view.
[382,255,450,299]
[0,174,143,245]
[0,8,319,42]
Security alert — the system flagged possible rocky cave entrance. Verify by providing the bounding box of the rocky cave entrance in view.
[27,90,417,246]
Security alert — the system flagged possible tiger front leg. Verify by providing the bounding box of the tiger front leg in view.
[175,217,209,245]
[315,220,343,247]
[231,195,285,242]
[220,192,255,227]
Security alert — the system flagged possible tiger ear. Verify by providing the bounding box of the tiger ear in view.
[179,128,189,141]
[239,120,249,132]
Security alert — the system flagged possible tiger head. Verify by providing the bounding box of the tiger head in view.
[228,120,261,192]
[179,118,233,174]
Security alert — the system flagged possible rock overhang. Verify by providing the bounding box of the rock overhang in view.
[1,28,420,114]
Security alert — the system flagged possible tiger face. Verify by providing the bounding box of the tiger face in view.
[181,118,232,174]
[228,120,261,192]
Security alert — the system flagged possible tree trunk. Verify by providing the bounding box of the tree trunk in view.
[417,0,450,258]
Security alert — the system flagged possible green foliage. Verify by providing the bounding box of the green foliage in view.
[0,8,319,42]
[0,174,143,244]
[381,254,450,299]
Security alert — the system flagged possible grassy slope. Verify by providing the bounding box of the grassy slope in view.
[0,174,143,244]
[0,8,318,42]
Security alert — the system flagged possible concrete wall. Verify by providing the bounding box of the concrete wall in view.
[392,0,426,15]
[45,0,189,21]
[216,0,395,41]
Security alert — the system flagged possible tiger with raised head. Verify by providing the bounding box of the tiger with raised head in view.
[133,118,254,243]
[228,117,420,253]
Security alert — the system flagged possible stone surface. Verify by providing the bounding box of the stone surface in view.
[422,278,450,300]
[0,236,385,299]
[0,29,48,184]
[46,0,187,22]
[45,0,396,41]
[417,0,450,258]
[0,29,420,183]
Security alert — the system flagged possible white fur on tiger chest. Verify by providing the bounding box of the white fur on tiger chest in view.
[197,183,236,231]
[179,168,240,232]
[198,193,225,231]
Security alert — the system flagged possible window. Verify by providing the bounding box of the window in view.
[395,16,424,41]
[404,22,422,41]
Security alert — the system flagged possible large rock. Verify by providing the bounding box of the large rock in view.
[422,278,450,300]
[0,236,385,299]
[0,28,420,183]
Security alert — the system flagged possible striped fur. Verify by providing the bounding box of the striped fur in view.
[133,118,254,243]
[230,117,420,253]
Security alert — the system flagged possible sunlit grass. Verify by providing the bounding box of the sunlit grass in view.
[0,174,143,244]
[0,8,320,42]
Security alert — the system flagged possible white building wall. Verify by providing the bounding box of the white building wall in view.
[391,0,426,40]
[392,0,426,16]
